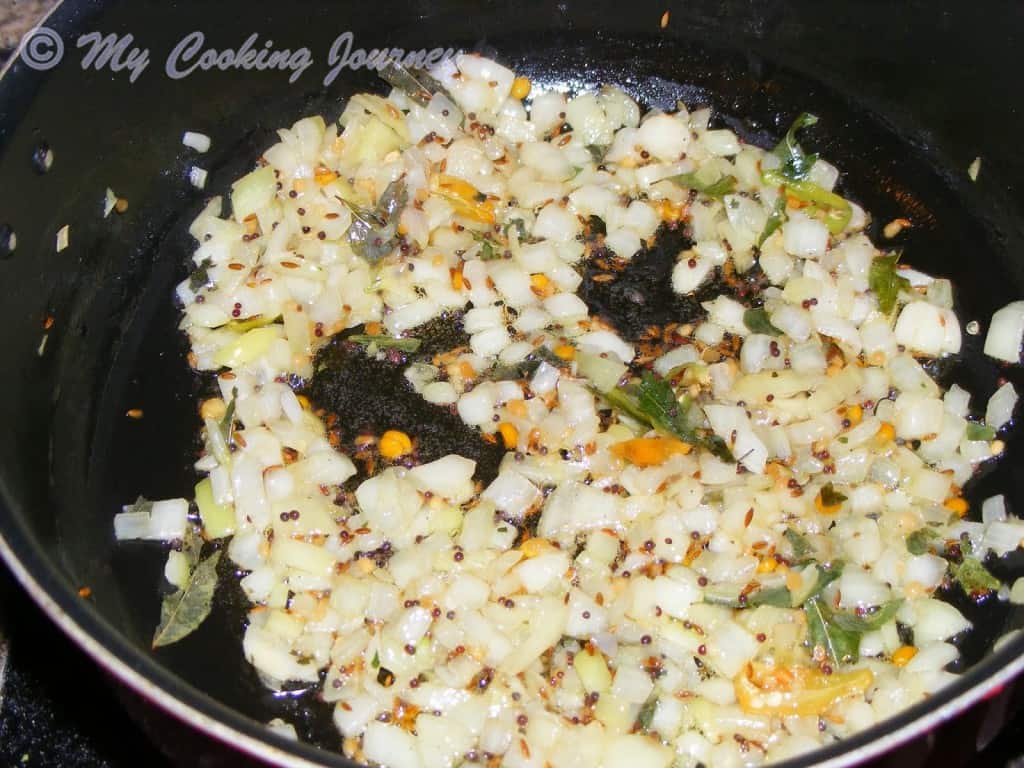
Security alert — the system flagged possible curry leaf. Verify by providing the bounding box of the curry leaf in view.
[703,583,747,608]
[378,59,453,107]
[815,561,846,597]
[906,527,940,556]
[761,169,851,234]
[790,561,845,607]
[960,536,974,556]
[748,586,793,608]
[819,483,848,507]
[829,600,903,633]
[805,597,860,665]
[219,388,238,447]
[470,231,502,261]
[189,257,214,292]
[758,196,787,246]
[600,373,734,462]
[706,583,794,609]
[488,346,565,382]
[179,527,203,570]
[667,172,737,198]
[868,252,912,314]
[341,179,408,262]
[773,113,820,181]
[743,308,783,336]
[152,549,222,648]
[635,371,735,462]
[953,556,1001,594]
[504,218,528,241]
[635,695,658,732]
[634,371,691,434]
[601,385,655,425]
[784,528,813,561]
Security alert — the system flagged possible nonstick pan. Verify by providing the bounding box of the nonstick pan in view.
[2,1,1024,766]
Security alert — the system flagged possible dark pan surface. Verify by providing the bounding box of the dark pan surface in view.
[1,1,1024,766]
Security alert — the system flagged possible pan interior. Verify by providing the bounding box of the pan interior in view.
[1,2,1023,765]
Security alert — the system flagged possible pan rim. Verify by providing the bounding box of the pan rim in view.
[4,519,1024,768]
[0,524,346,767]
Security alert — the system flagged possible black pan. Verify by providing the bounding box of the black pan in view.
[2,1,1024,766]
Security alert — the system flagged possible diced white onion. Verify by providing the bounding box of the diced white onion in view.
[984,301,1024,363]
[986,381,1018,430]
[183,130,212,152]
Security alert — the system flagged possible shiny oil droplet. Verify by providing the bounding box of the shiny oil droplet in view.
[0,224,16,259]
[31,142,54,174]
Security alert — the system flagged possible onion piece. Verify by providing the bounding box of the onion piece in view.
[113,498,188,541]
[982,495,1008,524]
[183,130,212,153]
[986,381,1018,430]
[189,166,208,190]
[984,301,1024,363]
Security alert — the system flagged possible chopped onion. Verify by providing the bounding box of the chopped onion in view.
[481,470,541,519]
[894,301,960,356]
[147,54,1023,765]
[55,224,70,253]
[982,495,1008,524]
[912,598,971,645]
[189,166,208,190]
[408,455,476,503]
[1011,578,1024,605]
[113,498,188,541]
[986,381,1018,430]
[983,520,1024,556]
[103,188,117,218]
[183,130,212,153]
[984,301,1024,363]
[782,213,828,259]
